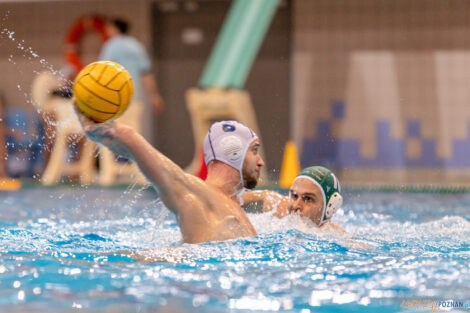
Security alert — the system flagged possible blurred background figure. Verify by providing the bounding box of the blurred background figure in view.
[100,17,164,131]
[4,0,470,187]
[97,17,164,185]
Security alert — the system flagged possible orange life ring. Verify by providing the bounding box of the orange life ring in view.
[65,16,108,74]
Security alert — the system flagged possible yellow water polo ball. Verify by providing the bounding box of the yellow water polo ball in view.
[73,61,134,123]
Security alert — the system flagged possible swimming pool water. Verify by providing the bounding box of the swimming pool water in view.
[0,187,469,312]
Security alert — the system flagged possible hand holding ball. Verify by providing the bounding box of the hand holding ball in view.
[73,61,134,122]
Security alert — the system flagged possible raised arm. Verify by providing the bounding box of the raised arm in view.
[243,190,288,217]
[79,114,203,213]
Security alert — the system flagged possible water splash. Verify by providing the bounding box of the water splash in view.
[1,26,76,179]
[0,24,146,187]
[1,28,64,78]
[2,10,10,22]
[1,16,150,189]
[0,189,469,311]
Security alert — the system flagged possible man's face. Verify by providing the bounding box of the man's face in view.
[242,139,264,189]
[288,178,324,225]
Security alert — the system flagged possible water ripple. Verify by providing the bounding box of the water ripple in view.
[0,188,469,312]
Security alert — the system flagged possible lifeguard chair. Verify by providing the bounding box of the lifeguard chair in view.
[32,72,96,185]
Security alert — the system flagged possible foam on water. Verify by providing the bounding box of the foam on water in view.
[0,188,469,312]
[249,211,321,235]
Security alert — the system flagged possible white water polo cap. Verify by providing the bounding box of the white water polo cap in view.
[203,121,258,182]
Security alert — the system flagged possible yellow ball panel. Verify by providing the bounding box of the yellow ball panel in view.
[121,79,133,105]
[100,64,130,87]
[126,79,134,103]
[75,75,121,107]
[73,83,120,116]
[113,81,132,118]
[73,61,134,122]
[88,62,107,82]
[106,72,132,91]
[75,98,115,123]
[74,67,89,84]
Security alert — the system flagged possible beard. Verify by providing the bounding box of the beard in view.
[243,170,259,189]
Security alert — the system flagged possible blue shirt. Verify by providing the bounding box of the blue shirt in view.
[99,35,151,101]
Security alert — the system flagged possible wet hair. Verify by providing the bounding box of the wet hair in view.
[111,18,130,34]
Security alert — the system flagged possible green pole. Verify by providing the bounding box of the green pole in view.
[199,0,280,89]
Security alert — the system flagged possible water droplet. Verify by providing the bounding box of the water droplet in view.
[69,268,81,275]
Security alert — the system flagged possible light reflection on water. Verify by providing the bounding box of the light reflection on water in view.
[0,187,469,312]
